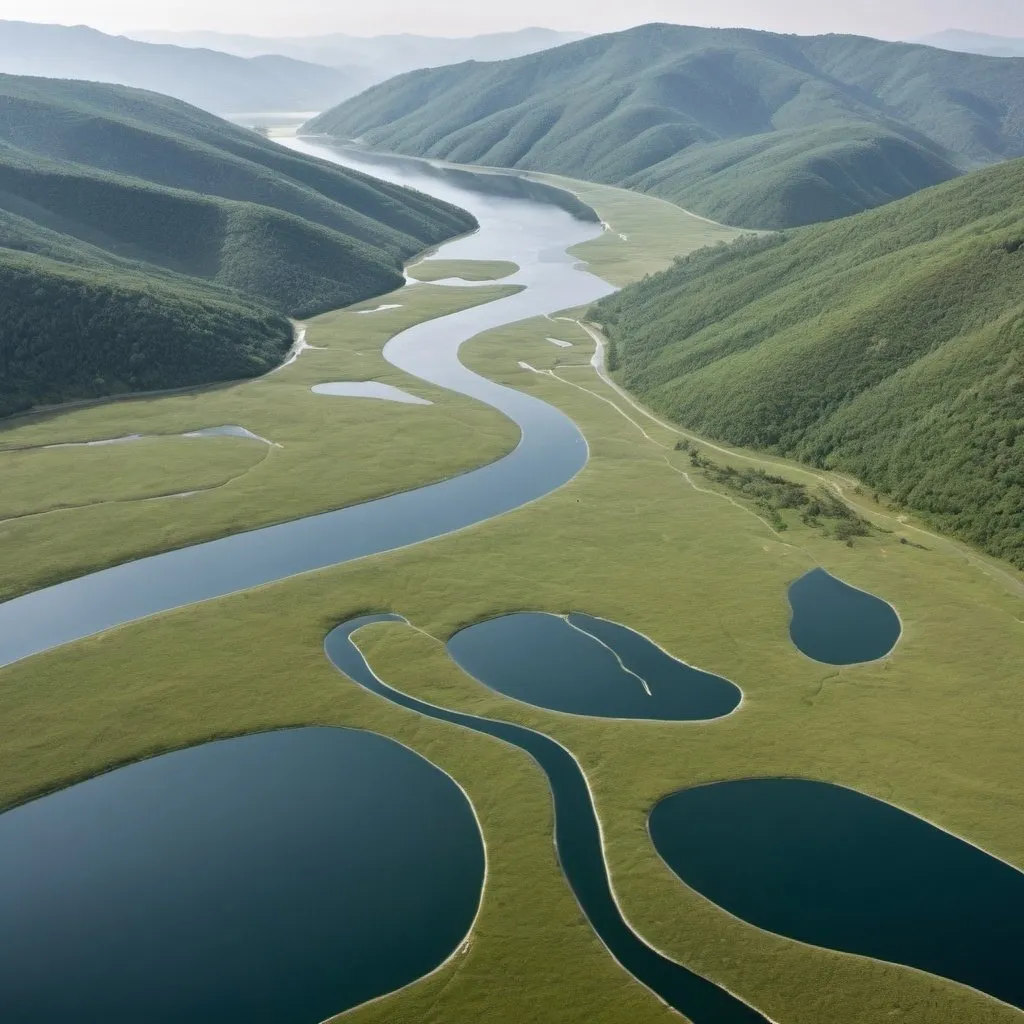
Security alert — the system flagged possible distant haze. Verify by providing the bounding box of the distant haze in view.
[8,1,1024,41]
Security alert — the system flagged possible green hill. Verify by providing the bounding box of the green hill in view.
[0,20,361,113]
[592,159,1024,568]
[308,23,1024,229]
[0,74,476,415]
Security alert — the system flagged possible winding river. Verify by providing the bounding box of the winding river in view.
[0,142,774,1022]
[0,143,613,669]
[0,141,931,1023]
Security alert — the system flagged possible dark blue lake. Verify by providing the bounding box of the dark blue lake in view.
[446,611,740,719]
[650,777,1024,1010]
[0,728,484,1024]
[788,568,901,664]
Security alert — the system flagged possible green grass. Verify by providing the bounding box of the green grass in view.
[525,172,748,283]
[0,283,520,600]
[306,23,1024,229]
[0,435,268,520]
[594,157,1024,569]
[407,259,519,281]
[2,175,1021,1023]
[1,315,1020,1024]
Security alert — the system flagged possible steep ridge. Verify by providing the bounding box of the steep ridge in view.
[592,159,1024,568]
[0,20,360,113]
[308,23,1024,228]
[0,75,476,416]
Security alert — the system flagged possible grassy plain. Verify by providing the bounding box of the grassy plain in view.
[0,436,268,520]
[527,172,750,284]
[0,284,519,600]
[407,259,519,281]
[1,175,1022,1024]
[1,316,1021,1024]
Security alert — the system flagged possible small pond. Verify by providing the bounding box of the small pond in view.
[311,381,432,404]
[788,568,901,665]
[650,777,1024,1010]
[446,611,741,719]
[0,727,484,1024]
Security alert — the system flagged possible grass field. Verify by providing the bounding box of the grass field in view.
[0,436,269,520]
[1,173,1021,1023]
[407,259,519,281]
[525,172,749,284]
[0,284,519,600]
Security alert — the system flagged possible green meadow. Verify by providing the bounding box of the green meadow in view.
[407,259,519,281]
[0,284,518,600]
[0,173,1021,1024]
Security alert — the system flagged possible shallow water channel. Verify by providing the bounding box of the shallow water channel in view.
[327,615,769,1024]
[788,568,901,664]
[650,778,1024,1011]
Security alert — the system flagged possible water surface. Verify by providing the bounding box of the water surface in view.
[0,143,613,668]
[327,614,769,1024]
[650,777,1024,1010]
[788,568,900,664]
[312,381,432,404]
[0,727,484,1024]
[448,611,740,719]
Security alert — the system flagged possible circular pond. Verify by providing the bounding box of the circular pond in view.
[0,727,484,1024]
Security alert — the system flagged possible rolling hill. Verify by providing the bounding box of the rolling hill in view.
[0,20,361,113]
[308,23,1024,229]
[129,27,586,86]
[592,159,1024,568]
[0,74,476,416]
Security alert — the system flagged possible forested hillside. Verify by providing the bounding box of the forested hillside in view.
[0,74,476,415]
[0,20,359,113]
[0,252,292,417]
[593,159,1024,568]
[309,23,1024,229]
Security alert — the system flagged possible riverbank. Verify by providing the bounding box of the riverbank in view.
[2,150,1021,1024]
[2,311,1021,1024]
[0,284,519,601]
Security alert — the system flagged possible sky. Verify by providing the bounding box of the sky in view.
[3,0,1024,40]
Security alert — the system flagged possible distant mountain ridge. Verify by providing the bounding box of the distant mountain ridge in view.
[914,29,1024,58]
[308,23,1024,229]
[593,157,1024,568]
[0,20,361,113]
[0,74,476,415]
[128,27,586,82]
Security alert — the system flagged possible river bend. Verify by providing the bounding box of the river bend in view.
[0,143,613,668]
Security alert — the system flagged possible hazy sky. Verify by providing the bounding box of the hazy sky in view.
[5,0,1024,40]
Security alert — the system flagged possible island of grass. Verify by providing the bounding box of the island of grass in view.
[407,259,519,282]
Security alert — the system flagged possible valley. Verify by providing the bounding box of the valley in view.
[1,20,1023,1024]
